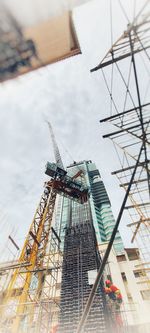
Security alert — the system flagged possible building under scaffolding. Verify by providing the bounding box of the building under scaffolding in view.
[0,119,115,333]
[58,222,109,333]
[0,2,150,333]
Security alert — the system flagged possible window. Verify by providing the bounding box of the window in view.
[117,255,127,262]
[121,272,127,281]
[141,290,150,300]
[126,249,140,261]
[134,270,145,278]
[127,293,133,300]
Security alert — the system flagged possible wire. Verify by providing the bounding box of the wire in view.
[133,0,137,22]
[101,68,119,115]
[115,59,136,112]
[118,0,130,24]
[109,0,113,47]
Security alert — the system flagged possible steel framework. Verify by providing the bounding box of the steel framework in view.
[58,222,109,333]
[76,4,150,333]
[91,5,150,278]
[0,184,61,333]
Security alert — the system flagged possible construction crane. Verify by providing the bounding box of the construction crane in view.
[0,122,89,333]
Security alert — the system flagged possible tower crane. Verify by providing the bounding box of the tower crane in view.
[0,122,89,333]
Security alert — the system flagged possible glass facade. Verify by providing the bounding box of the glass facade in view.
[55,160,124,254]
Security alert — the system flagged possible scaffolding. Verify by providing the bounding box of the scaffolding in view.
[58,221,110,333]
[0,184,61,333]
[91,4,150,284]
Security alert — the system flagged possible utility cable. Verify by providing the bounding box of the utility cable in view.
[118,0,130,24]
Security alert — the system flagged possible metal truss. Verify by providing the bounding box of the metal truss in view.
[0,183,62,333]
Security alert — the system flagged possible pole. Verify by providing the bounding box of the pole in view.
[76,144,143,333]
[128,28,150,199]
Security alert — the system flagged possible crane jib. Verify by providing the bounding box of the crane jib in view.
[45,161,89,204]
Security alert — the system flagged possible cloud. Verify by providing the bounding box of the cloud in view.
[2,0,91,26]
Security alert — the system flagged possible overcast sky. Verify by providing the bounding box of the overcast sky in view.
[0,0,147,261]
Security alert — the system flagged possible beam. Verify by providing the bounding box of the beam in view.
[131,221,142,243]
[51,227,61,243]
[103,121,149,138]
[137,280,150,284]
[29,231,40,246]
[20,266,62,274]
[127,218,150,227]
[8,235,20,251]
[0,262,31,273]
[120,178,148,187]
[135,261,150,267]
[125,202,150,209]
[100,102,150,123]
[111,161,149,175]
[91,46,150,71]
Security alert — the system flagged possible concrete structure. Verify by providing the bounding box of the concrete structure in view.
[1,0,91,82]
[100,243,150,332]
[58,222,108,333]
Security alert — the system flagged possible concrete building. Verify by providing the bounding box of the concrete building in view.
[99,243,150,332]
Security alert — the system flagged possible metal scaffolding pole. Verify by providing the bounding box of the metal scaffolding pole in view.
[76,144,143,333]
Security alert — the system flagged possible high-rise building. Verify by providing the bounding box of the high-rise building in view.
[55,160,117,333]
[56,160,124,253]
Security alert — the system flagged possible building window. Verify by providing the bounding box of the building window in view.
[117,255,127,262]
[127,293,133,300]
[133,270,145,278]
[121,272,127,281]
[126,249,140,261]
[141,290,150,300]
[121,273,133,301]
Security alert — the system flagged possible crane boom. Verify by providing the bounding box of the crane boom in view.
[46,121,64,169]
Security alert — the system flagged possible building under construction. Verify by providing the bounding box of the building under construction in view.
[0,121,126,333]
[0,149,149,333]
[58,222,108,333]
[1,148,148,332]
[0,1,150,333]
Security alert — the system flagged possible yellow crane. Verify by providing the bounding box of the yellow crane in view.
[0,123,89,333]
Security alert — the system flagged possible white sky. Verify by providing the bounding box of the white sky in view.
[0,0,148,261]
[2,0,90,26]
